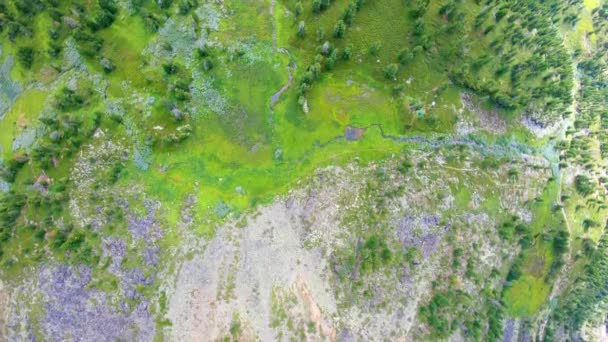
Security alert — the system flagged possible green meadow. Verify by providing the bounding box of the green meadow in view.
[0,0,607,339]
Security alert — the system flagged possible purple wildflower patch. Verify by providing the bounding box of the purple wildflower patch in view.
[126,201,163,248]
[396,214,449,257]
[39,265,155,341]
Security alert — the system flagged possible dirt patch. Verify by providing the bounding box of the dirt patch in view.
[521,114,562,138]
[460,93,507,134]
[163,150,550,340]
[528,256,547,277]
[166,199,338,341]
[294,276,337,340]
[36,66,59,84]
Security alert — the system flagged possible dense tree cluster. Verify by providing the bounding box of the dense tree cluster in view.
[544,5,608,333]
[312,0,333,14]
[292,0,578,122]
[0,0,178,71]
[418,287,503,340]
[447,0,575,120]
[0,106,102,266]
[549,222,608,333]
[574,174,596,197]
[296,0,366,106]
[418,290,466,338]
[87,0,118,31]
[0,0,201,266]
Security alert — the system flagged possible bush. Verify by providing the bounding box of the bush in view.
[88,0,118,31]
[89,9,116,31]
[409,1,428,18]
[487,301,504,340]
[14,0,45,16]
[333,20,346,38]
[312,0,322,13]
[316,28,325,42]
[390,83,403,96]
[141,11,162,32]
[575,175,595,196]
[196,44,210,58]
[202,58,213,71]
[582,238,595,255]
[342,2,357,25]
[368,41,381,56]
[157,0,172,9]
[54,87,85,112]
[552,230,569,255]
[498,221,515,241]
[342,45,353,60]
[360,234,392,274]
[418,291,468,339]
[325,56,335,70]
[398,49,414,65]
[582,218,599,231]
[506,258,523,281]
[383,64,398,80]
[0,191,26,235]
[414,18,425,36]
[74,30,104,57]
[0,154,29,183]
[17,47,34,69]
[48,43,61,58]
[354,0,364,11]
[178,0,197,15]
[162,62,179,75]
[297,21,306,38]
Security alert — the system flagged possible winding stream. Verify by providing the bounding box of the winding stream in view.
[270,63,294,108]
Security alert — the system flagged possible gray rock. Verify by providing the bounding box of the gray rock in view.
[12,128,38,151]
[0,179,9,193]
[62,16,80,28]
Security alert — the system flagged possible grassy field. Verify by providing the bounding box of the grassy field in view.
[0,0,572,267]
[503,180,559,316]
[108,0,468,232]
[0,89,48,158]
[0,2,604,339]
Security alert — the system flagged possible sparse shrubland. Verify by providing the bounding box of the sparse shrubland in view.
[0,0,606,340]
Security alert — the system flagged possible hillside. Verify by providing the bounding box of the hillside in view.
[0,0,608,340]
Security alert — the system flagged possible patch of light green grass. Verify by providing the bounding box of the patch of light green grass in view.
[504,181,560,316]
[584,0,600,10]
[0,89,48,158]
[503,272,553,317]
